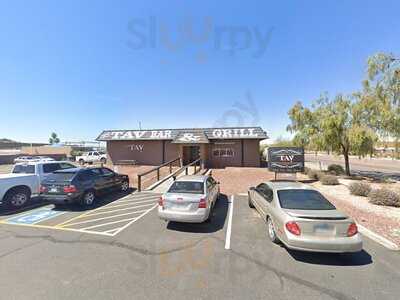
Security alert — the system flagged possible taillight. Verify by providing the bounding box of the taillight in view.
[158,196,164,207]
[198,198,207,209]
[285,221,301,236]
[39,185,48,193]
[63,185,77,193]
[347,223,358,237]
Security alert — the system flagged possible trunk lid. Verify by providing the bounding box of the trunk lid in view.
[163,193,204,212]
[284,209,351,237]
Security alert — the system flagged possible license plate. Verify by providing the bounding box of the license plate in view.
[314,223,334,234]
[49,187,58,193]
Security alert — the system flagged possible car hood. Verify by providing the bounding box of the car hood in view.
[284,209,348,220]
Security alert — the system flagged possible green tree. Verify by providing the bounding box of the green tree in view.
[287,94,377,176]
[362,53,400,157]
[49,132,60,144]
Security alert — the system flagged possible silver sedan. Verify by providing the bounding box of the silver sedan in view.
[248,181,363,253]
[158,175,220,223]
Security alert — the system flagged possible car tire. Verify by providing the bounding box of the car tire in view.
[121,181,129,192]
[80,190,96,207]
[4,187,31,209]
[79,159,85,165]
[267,217,280,244]
[100,157,107,164]
[248,192,255,208]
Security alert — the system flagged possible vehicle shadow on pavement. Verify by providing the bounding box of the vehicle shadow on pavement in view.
[0,197,48,216]
[166,193,229,233]
[53,188,136,212]
[287,249,373,266]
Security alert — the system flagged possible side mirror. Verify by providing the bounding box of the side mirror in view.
[249,187,255,191]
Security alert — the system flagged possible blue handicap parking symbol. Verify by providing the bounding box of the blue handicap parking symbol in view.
[6,208,65,225]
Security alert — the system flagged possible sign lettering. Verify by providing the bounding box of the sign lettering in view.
[268,147,304,173]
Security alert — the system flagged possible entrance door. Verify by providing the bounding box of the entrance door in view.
[182,146,200,165]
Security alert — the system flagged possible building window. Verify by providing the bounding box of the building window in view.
[213,148,235,157]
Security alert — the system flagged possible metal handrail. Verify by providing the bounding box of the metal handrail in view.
[137,157,181,191]
[173,158,203,179]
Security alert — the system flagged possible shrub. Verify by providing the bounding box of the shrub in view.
[307,169,319,180]
[348,182,371,197]
[303,167,311,175]
[327,164,345,175]
[320,175,339,185]
[368,189,400,207]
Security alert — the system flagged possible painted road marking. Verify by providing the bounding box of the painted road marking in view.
[4,208,66,225]
[0,192,161,237]
[225,195,234,250]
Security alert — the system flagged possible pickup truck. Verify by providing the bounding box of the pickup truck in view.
[0,161,76,209]
[75,151,107,165]
[0,174,39,209]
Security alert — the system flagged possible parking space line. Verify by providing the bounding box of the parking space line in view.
[59,209,150,227]
[225,195,234,250]
[109,204,158,236]
[77,203,155,218]
[106,196,158,204]
[82,217,140,231]
[92,199,157,210]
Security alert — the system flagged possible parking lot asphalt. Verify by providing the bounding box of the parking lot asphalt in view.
[0,193,399,300]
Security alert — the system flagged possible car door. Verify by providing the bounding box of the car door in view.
[205,178,214,208]
[89,168,106,191]
[252,183,270,219]
[100,168,117,189]
[208,177,217,203]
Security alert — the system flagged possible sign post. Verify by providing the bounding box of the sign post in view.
[268,147,305,180]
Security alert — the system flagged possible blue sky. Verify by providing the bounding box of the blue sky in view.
[0,0,399,143]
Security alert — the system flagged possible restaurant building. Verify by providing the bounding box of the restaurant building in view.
[97,127,268,168]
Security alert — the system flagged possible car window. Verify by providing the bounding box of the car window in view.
[93,152,99,156]
[101,168,114,176]
[89,168,102,176]
[12,164,35,174]
[168,181,204,194]
[50,170,78,181]
[59,163,75,170]
[256,184,273,201]
[77,170,94,181]
[43,163,61,173]
[206,178,213,190]
[277,189,336,210]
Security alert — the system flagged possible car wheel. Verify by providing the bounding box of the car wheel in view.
[100,157,107,164]
[4,187,30,209]
[79,159,85,165]
[267,217,279,244]
[248,192,255,208]
[121,181,129,192]
[80,191,96,207]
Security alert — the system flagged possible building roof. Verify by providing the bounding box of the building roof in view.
[96,127,268,143]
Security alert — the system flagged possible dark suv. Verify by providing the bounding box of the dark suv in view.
[40,167,130,207]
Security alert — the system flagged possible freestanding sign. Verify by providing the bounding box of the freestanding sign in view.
[268,147,305,173]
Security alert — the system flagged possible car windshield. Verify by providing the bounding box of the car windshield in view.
[12,165,35,174]
[167,181,204,194]
[277,189,336,210]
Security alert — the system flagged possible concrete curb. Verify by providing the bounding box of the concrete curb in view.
[357,224,400,251]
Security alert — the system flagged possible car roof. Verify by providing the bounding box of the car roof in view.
[265,181,314,191]
[175,175,209,183]
[53,167,82,173]
[14,160,73,166]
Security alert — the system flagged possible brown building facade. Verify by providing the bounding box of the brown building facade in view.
[97,127,268,168]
